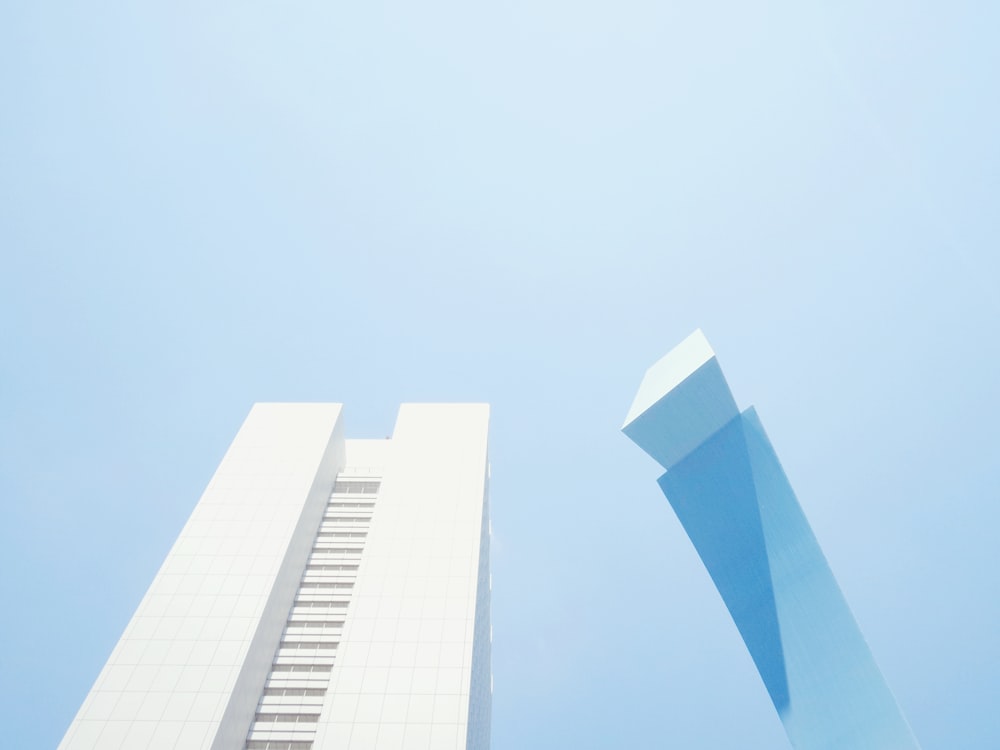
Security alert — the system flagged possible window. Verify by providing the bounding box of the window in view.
[298,582,353,590]
[331,480,380,494]
[262,687,326,698]
[254,713,320,724]
[270,664,332,673]
[311,547,363,555]
[322,515,371,523]
[279,641,338,651]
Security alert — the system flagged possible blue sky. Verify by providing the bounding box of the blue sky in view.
[2,1,998,747]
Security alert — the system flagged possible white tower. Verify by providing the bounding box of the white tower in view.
[60,403,492,750]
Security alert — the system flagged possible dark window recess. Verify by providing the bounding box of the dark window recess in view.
[332,481,380,495]
[254,713,320,724]
[279,641,339,650]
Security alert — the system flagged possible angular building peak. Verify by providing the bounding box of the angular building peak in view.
[622,329,739,471]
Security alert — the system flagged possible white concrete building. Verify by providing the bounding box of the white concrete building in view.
[59,403,492,750]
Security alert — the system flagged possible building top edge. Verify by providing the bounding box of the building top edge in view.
[623,330,715,427]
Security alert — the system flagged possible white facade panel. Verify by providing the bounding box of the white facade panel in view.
[60,404,346,750]
[313,404,490,750]
[60,403,491,750]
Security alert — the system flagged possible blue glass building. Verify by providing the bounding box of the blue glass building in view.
[623,331,920,750]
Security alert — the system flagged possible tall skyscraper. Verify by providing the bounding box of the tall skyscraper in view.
[623,331,920,750]
[60,403,492,750]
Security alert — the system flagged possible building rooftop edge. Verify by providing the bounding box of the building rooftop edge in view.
[623,329,715,428]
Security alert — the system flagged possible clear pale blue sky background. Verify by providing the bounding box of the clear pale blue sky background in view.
[2,1,998,748]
